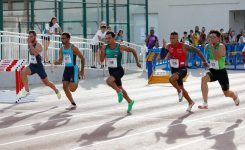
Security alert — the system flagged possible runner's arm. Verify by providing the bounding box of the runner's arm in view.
[99,44,106,62]
[184,44,207,63]
[120,45,141,68]
[211,44,226,60]
[184,44,208,68]
[29,43,42,56]
[54,48,63,65]
[72,46,85,73]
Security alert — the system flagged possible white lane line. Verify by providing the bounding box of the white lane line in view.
[166,124,245,150]
[0,78,241,125]
[0,86,243,132]
[1,105,245,147]
[0,83,174,120]
[0,98,183,131]
[0,82,205,131]
[69,107,245,150]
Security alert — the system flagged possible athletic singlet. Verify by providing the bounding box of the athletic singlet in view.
[62,43,77,67]
[207,43,225,70]
[167,42,187,68]
[29,43,42,65]
[105,43,122,68]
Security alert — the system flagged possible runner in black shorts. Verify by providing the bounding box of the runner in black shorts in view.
[199,30,240,109]
[207,69,229,91]
[108,67,124,86]
[100,31,141,113]
[20,30,61,99]
[54,32,85,110]
[171,67,187,86]
[166,31,208,112]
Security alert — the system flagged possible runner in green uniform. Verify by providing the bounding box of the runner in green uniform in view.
[100,31,141,113]
[198,30,240,109]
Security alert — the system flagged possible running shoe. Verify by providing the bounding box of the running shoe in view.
[20,90,30,98]
[66,104,77,110]
[56,90,61,100]
[178,90,183,102]
[198,103,208,109]
[186,102,195,112]
[127,100,135,113]
[118,90,123,103]
[234,93,240,106]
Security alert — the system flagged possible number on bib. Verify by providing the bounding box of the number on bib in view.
[170,59,179,68]
[64,54,72,63]
[107,58,117,68]
[30,55,37,64]
[209,60,219,69]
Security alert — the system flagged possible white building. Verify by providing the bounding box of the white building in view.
[148,0,245,43]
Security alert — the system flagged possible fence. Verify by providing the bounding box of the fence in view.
[146,44,245,74]
[0,31,146,72]
[187,44,245,70]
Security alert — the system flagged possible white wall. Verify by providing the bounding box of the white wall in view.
[149,0,245,43]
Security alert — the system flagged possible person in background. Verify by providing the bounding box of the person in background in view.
[199,27,207,46]
[229,30,237,44]
[91,22,107,68]
[145,27,159,49]
[193,26,200,46]
[238,30,245,44]
[42,17,62,64]
[116,30,124,43]
[180,31,190,45]
[188,29,194,45]
[107,26,112,32]
[220,28,225,44]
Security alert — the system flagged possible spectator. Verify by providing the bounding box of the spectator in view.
[116,30,124,43]
[229,30,237,44]
[237,29,243,43]
[199,27,206,46]
[180,31,190,44]
[91,23,107,68]
[107,26,112,32]
[220,28,225,43]
[239,30,245,44]
[193,26,200,46]
[42,17,62,63]
[145,27,159,49]
[188,29,194,45]
[223,32,230,44]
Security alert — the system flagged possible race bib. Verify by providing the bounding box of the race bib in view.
[107,58,117,68]
[64,54,71,63]
[30,55,37,64]
[209,60,219,69]
[170,59,179,68]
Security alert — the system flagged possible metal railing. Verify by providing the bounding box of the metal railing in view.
[0,31,147,72]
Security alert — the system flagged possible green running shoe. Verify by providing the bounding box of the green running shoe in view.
[118,90,123,103]
[127,100,135,113]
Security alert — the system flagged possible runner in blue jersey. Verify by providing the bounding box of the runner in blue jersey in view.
[54,32,85,110]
